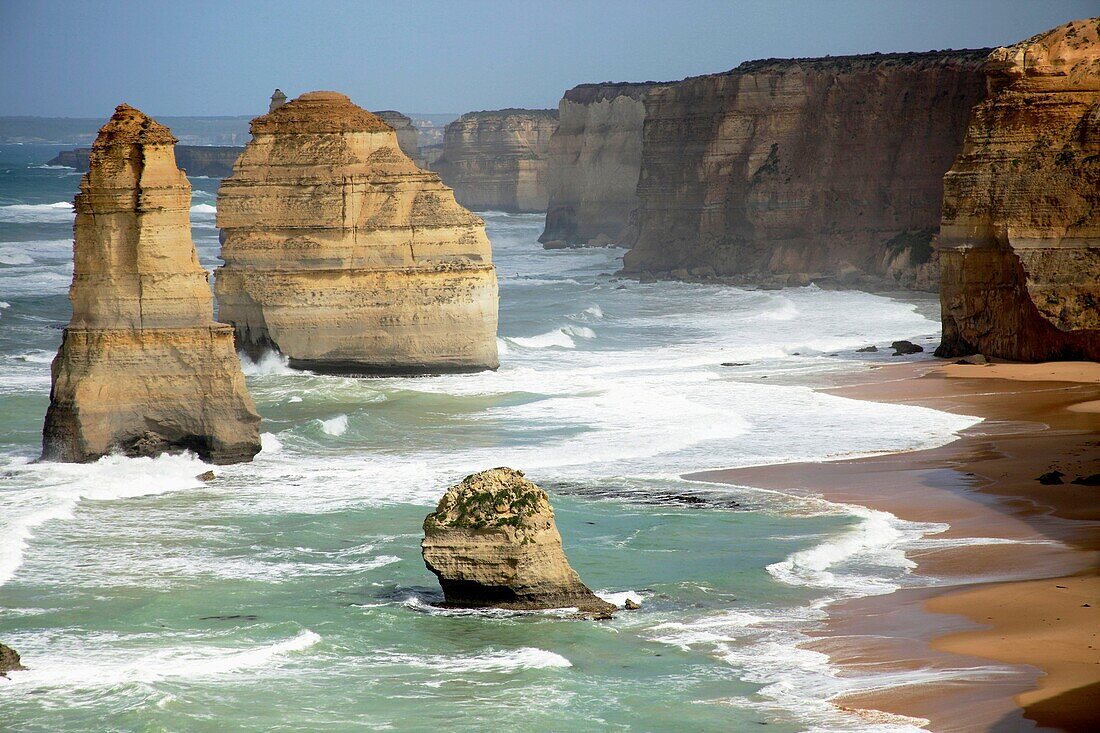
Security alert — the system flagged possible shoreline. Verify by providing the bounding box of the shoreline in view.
[686,360,1100,732]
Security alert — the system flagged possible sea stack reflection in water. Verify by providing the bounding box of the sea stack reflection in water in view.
[215,91,499,375]
[422,468,617,616]
[41,104,261,465]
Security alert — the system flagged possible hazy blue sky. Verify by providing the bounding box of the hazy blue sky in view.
[1,1,1094,117]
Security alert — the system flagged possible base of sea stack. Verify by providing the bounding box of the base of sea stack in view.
[422,468,617,618]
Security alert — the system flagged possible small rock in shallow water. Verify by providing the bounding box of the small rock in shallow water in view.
[856,345,878,353]
[1071,474,1100,486]
[624,598,642,610]
[0,643,26,677]
[890,340,924,356]
[720,362,749,367]
[1037,470,1065,485]
[197,470,216,482]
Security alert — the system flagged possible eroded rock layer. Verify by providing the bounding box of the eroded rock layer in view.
[376,110,420,162]
[42,104,261,464]
[422,468,615,614]
[215,91,499,374]
[431,109,558,212]
[937,19,1100,361]
[540,83,660,247]
[622,50,991,289]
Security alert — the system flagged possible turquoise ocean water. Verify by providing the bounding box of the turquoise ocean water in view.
[1,145,1008,732]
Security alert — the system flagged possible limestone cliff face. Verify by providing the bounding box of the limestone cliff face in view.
[622,50,991,289]
[937,19,1100,361]
[42,104,261,465]
[376,110,420,161]
[49,145,244,177]
[540,83,659,247]
[215,91,499,374]
[431,109,558,212]
[422,468,615,615]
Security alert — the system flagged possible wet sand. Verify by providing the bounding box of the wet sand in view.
[688,360,1100,732]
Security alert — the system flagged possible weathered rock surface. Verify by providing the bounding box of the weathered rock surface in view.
[0,643,26,677]
[48,145,244,177]
[422,468,615,615]
[540,83,660,247]
[622,50,991,290]
[431,109,558,212]
[41,104,261,465]
[215,91,499,374]
[375,110,420,161]
[936,19,1100,361]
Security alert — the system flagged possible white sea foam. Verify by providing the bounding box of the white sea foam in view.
[5,630,320,688]
[0,201,74,222]
[387,647,571,673]
[320,414,349,436]
[0,251,33,265]
[0,453,210,586]
[507,329,577,349]
[239,350,293,375]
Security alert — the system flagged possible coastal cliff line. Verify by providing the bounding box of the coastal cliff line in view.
[431,109,558,212]
[540,82,661,248]
[621,49,992,290]
[937,18,1100,361]
[42,104,261,464]
[215,91,499,375]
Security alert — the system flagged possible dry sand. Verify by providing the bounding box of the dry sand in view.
[688,360,1100,732]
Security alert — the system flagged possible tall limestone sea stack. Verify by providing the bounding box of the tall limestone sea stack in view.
[622,50,991,289]
[375,110,420,161]
[431,109,558,212]
[42,105,261,464]
[540,83,659,248]
[936,18,1100,361]
[215,91,498,374]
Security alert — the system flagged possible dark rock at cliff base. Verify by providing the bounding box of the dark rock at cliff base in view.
[422,468,616,616]
[891,340,924,356]
[954,354,988,366]
[1071,474,1100,487]
[1037,471,1065,485]
[0,643,26,677]
[856,345,878,353]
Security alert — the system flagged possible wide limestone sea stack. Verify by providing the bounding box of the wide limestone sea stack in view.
[431,109,558,212]
[422,468,616,615]
[215,91,499,374]
[41,104,261,465]
[936,18,1100,361]
[622,50,991,289]
[540,83,660,248]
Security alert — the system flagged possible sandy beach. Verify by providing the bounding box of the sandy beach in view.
[688,360,1100,732]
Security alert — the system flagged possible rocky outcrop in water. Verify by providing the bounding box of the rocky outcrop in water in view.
[0,643,26,677]
[540,83,660,247]
[376,110,420,161]
[936,19,1100,361]
[622,50,991,289]
[48,145,244,178]
[422,468,616,615]
[41,104,261,464]
[431,109,558,212]
[215,91,499,374]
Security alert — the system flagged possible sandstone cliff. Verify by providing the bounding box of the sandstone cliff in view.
[622,50,991,289]
[215,91,499,374]
[376,110,420,161]
[431,109,558,212]
[937,19,1100,361]
[41,104,261,465]
[49,145,244,177]
[540,83,660,247]
[422,468,616,615]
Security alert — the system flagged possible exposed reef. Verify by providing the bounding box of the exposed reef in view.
[936,18,1100,361]
[540,83,661,247]
[41,104,261,465]
[422,468,616,615]
[215,91,499,374]
[622,50,992,290]
[431,109,558,212]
